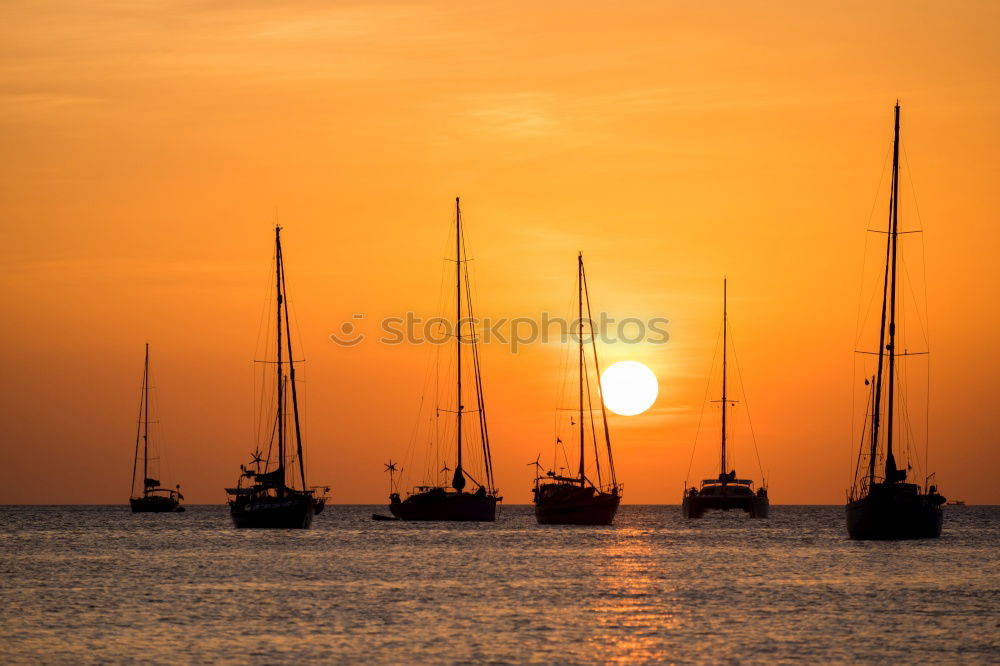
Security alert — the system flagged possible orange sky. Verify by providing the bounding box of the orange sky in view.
[1,1,997,504]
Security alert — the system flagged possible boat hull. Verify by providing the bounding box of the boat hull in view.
[534,486,620,525]
[389,490,498,521]
[846,485,943,540]
[229,496,315,529]
[130,496,182,513]
[683,494,769,519]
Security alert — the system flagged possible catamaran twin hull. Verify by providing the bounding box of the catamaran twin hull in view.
[229,495,315,529]
[682,493,769,519]
[389,490,498,521]
[846,484,943,540]
[534,485,621,525]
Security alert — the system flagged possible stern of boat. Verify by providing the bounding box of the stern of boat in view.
[846,484,943,540]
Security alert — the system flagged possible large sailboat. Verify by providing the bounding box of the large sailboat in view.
[846,103,945,539]
[682,280,768,519]
[388,198,501,521]
[226,226,328,529]
[532,253,622,525]
[129,343,184,513]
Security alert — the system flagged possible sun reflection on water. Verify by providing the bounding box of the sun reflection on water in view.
[588,527,679,663]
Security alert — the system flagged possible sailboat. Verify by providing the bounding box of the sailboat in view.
[532,253,622,525]
[129,343,184,513]
[846,103,945,539]
[225,226,328,529]
[682,280,768,519]
[388,198,501,521]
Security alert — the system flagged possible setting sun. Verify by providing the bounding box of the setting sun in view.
[601,360,659,416]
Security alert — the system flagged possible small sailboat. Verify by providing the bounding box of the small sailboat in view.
[388,198,501,521]
[846,103,945,539]
[532,253,622,525]
[226,226,328,529]
[129,343,184,513]
[682,280,768,519]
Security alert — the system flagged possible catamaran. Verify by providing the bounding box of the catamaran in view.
[846,103,945,539]
[682,280,768,518]
[226,226,328,528]
[129,343,184,513]
[532,253,622,525]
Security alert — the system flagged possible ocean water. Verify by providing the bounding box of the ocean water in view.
[1,505,997,664]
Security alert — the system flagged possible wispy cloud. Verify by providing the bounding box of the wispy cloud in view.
[462,93,558,138]
[0,93,102,119]
[7,256,250,285]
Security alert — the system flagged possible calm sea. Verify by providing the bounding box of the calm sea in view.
[1,505,996,664]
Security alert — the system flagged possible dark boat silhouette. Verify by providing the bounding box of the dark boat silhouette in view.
[845,103,944,540]
[683,280,768,519]
[388,198,501,521]
[129,343,184,513]
[226,226,328,529]
[532,253,622,525]
[390,484,498,522]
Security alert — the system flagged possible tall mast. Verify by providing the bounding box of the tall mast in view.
[868,103,900,487]
[278,237,306,490]
[721,279,727,478]
[275,226,285,486]
[578,252,585,486]
[884,102,902,481]
[143,343,149,495]
[452,198,465,491]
